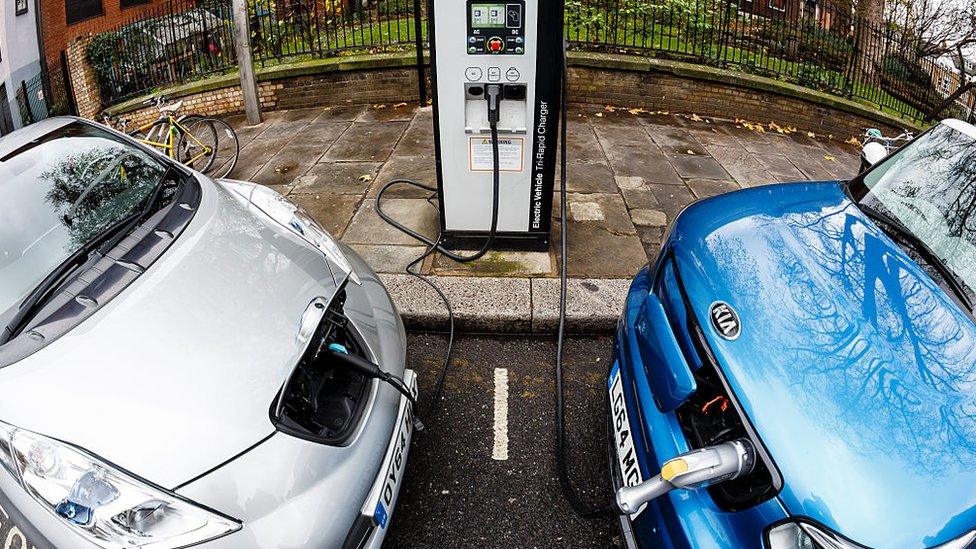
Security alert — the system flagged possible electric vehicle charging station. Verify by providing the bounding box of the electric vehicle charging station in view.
[428,0,564,251]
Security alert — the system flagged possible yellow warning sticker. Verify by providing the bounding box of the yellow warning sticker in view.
[469,137,524,172]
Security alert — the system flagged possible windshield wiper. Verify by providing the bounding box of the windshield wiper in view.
[0,172,174,345]
[857,202,974,313]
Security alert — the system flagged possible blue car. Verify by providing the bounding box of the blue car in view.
[608,119,976,549]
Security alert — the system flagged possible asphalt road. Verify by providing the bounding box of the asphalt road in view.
[386,333,621,548]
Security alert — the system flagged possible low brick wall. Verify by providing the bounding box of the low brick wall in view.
[104,51,915,138]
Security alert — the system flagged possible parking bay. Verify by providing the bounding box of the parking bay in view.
[387,333,620,548]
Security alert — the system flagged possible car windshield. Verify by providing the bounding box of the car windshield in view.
[0,122,168,317]
[850,122,976,303]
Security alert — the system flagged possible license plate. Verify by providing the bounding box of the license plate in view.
[363,370,417,530]
[608,362,646,517]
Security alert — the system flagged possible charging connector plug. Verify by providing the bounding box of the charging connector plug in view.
[485,84,503,124]
[327,347,424,431]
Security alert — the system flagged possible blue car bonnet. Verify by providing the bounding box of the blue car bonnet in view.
[667,181,976,548]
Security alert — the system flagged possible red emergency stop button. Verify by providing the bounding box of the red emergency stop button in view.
[487,37,505,53]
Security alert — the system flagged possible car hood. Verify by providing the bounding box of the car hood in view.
[669,182,976,548]
[0,178,339,489]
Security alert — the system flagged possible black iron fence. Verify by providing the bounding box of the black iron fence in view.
[87,0,974,124]
[85,0,237,105]
[16,54,77,125]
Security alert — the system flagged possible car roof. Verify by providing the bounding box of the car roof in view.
[0,117,76,160]
[942,118,976,139]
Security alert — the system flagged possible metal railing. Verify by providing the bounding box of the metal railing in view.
[17,54,76,125]
[86,0,974,124]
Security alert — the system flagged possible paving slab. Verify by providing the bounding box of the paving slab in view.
[636,226,666,256]
[230,137,289,180]
[647,184,698,218]
[323,121,409,162]
[343,198,439,246]
[687,126,740,148]
[686,178,740,199]
[756,153,805,181]
[619,187,661,210]
[566,121,610,163]
[290,193,361,238]
[568,193,636,235]
[644,123,708,156]
[705,145,775,187]
[631,209,667,227]
[667,153,731,180]
[300,121,351,148]
[555,221,648,278]
[256,118,310,140]
[347,244,428,273]
[358,103,419,123]
[312,104,366,123]
[562,161,617,193]
[251,143,323,188]
[371,155,438,197]
[432,250,553,277]
[380,274,533,331]
[292,161,383,194]
[604,144,683,184]
[393,116,435,157]
[594,121,654,150]
[531,278,631,332]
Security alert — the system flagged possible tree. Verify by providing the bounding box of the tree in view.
[847,0,887,85]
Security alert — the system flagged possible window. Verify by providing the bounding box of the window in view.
[120,0,151,7]
[768,0,786,11]
[65,0,104,25]
[15,0,28,15]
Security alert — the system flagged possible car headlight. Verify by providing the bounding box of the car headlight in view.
[247,185,359,284]
[0,420,240,548]
[766,521,863,549]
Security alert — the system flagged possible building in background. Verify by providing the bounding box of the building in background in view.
[0,0,43,134]
[37,0,173,71]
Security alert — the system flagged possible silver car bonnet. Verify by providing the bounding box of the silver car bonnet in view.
[0,176,339,489]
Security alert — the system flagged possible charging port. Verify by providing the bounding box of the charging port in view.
[505,84,527,101]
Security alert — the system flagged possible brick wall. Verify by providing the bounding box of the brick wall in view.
[65,35,103,120]
[567,66,907,137]
[40,0,173,69]
[105,62,901,138]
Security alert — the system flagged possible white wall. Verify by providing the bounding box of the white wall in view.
[0,0,42,131]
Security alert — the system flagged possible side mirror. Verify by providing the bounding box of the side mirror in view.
[615,439,756,515]
[860,141,888,172]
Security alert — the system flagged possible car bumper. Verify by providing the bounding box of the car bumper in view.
[0,245,414,549]
[609,265,787,549]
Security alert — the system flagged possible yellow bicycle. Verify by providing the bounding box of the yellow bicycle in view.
[111,97,240,178]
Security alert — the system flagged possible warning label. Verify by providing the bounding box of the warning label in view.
[469,137,524,172]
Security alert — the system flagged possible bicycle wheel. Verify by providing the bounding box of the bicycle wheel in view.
[176,118,219,174]
[198,117,240,179]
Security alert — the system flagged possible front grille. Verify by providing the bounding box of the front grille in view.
[660,255,781,512]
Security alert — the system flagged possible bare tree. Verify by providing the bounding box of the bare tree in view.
[886,0,976,58]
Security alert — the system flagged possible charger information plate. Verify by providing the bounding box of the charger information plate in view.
[469,137,524,172]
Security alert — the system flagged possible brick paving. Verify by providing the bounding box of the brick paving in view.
[226,103,861,282]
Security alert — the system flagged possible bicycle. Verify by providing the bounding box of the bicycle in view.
[859,128,915,172]
[104,97,240,179]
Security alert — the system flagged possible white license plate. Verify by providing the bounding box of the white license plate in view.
[608,362,646,517]
[363,369,417,530]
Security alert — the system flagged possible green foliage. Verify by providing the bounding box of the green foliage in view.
[85,32,124,102]
[565,0,609,41]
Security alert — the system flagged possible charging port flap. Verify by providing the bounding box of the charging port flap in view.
[635,294,697,413]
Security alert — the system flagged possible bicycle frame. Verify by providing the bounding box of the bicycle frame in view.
[135,114,212,166]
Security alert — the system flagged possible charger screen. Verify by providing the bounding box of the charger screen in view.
[471,4,505,27]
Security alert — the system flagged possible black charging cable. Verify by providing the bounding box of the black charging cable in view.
[554,38,614,519]
[375,85,505,414]
[327,348,425,431]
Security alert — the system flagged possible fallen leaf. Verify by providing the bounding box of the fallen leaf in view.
[628,107,648,115]
[690,113,703,122]
[373,103,387,109]
[604,105,616,112]
[845,137,862,147]
[393,102,408,108]
[806,131,816,138]
[686,149,696,155]
[824,154,836,162]
[595,112,604,117]
[359,174,373,182]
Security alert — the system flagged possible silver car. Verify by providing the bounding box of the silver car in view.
[0,118,416,549]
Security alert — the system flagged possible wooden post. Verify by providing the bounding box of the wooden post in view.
[232,0,262,125]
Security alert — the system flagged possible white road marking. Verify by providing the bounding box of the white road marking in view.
[492,368,509,461]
